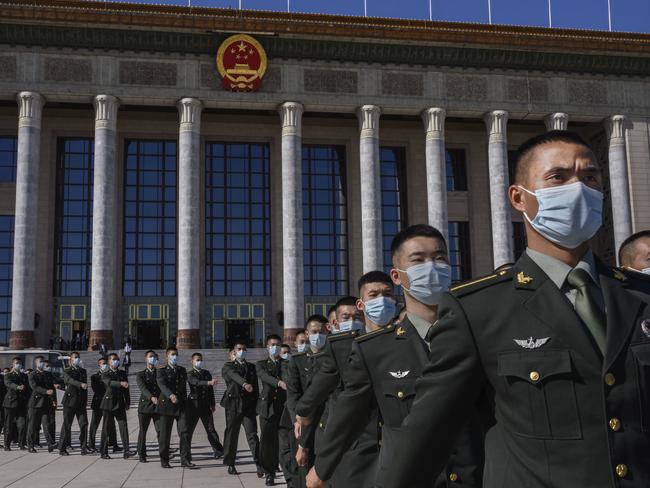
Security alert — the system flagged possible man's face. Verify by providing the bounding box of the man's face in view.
[510,141,602,221]
[390,236,449,289]
[295,333,307,348]
[235,344,246,354]
[145,353,155,364]
[335,305,362,329]
[281,346,291,356]
[326,310,337,332]
[305,320,324,336]
[267,338,281,349]
[98,360,106,369]
[624,237,650,271]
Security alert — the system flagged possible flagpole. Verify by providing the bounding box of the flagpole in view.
[607,0,612,31]
[487,0,492,24]
[547,0,552,27]
[364,0,368,17]
[429,0,432,21]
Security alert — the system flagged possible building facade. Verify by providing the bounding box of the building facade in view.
[0,0,648,349]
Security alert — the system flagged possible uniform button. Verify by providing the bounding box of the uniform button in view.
[609,418,621,431]
[449,473,459,482]
[397,391,404,399]
[529,371,540,382]
[319,422,324,428]
[615,464,628,478]
[604,373,616,386]
[378,421,383,428]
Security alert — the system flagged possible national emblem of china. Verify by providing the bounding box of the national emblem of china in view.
[216,34,267,92]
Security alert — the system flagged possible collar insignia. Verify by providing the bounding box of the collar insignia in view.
[517,272,533,285]
[514,337,550,349]
[389,370,410,379]
[396,326,406,337]
[614,269,627,282]
[641,319,650,338]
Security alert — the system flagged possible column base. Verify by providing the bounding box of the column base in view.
[283,327,304,345]
[88,330,114,351]
[177,329,201,349]
[9,330,35,349]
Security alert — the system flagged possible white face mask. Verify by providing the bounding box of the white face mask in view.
[338,320,364,333]
[640,268,650,275]
[280,353,290,360]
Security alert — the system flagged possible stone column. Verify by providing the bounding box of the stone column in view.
[9,92,43,349]
[544,112,569,131]
[484,110,514,269]
[89,95,119,350]
[605,115,632,262]
[422,107,448,244]
[176,98,203,349]
[357,105,383,272]
[279,102,304,342]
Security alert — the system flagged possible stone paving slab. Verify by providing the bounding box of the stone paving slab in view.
[0,408,285,488]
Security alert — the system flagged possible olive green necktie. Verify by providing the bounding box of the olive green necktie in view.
[566,268,607,355]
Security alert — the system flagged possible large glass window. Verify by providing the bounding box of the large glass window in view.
[123,140,177,297]
[448,221,472,283]
[0,136,17,182]
[446,148,468,191]
[205,142,271,296]
[302,145,348,296]
[54,139,94,297]
[380,147,407,272]
[0,215,14,345]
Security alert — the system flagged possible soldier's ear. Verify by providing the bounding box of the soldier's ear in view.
[509,185,527,213]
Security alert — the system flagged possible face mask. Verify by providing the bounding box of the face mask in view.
[72,357,81,366]
[363,297,397,326]
[111,359,120,368]
[309,333,327,349]
[194,360,203,369]
[268,345,280,357]
[235,350,246,360]
[37,361,45,370]
[147,356,157,365]
[519,182,603,249]
[14,364,23,372]
[169,355,178,365]
[338,320,364,333]
[399,261,451,306]
[640,268,650,275]
[100,364,109,372]
[280,353,290,360]
[296,343,307,353]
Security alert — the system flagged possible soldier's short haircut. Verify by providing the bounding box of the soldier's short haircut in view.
[144,350,156,357]
[390,224,447,259]
[618,230,650,265]
[306,314,328,326]
[166,346,178,355]
[513,130,595,184]
[358,270,392,291]
[108,353,119,360]
[232,341,247,349]
[334,296,358,310]
[34,355,45,363]
[295,329,308,337]
[192,352,202,360]
[326,305,336,317]
[70,351,80,357]
[266,334,282,344]
[281,343,291,350]
[12,356,21,363]
[97,357,107,364]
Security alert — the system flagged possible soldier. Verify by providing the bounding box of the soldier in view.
[186,352,225,460]
[3,357,28,450]
[88,357,118,453]
[221,342,262,477]
[157,347,192,469]
[295,330,308,353]
[0,368,5,438]
[295,297,379,488]
[378,131,650,488]
[136,350,160,463]
[99,353,133,459]
[27,356,58,452]
[256,334,288,486]
[58,351,89,455]
[619,230,650,276]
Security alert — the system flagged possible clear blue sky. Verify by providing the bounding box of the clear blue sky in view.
[119,0,649,33]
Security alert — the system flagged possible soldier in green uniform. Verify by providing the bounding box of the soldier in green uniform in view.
[377,131,650,488]
[136,350,160,462]
[58,351,89,455]
[99,353,133,459]
[619,231,650,276]
[186,352,224,460]
[3,357,28,450]
[27,355,58,452]
[88,357,117,453]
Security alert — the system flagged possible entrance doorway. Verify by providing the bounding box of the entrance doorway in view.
[133,320,165,349]
[226,319,253,348]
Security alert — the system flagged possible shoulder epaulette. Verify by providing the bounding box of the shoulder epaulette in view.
[356,324,394,343]
[328,330,356,343]
[450,267,513,297]
[292,351,307,358]
[310,350,326,358]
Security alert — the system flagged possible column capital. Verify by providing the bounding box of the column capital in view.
[544,112,569,131]
[177,97,203,132]
[483,110,509,142]
[16,91,43,128]
[93,94,120,131]
[279,101,303,135]
[422,107,446,139]
[605,114,627,143]
[357,105,381,137]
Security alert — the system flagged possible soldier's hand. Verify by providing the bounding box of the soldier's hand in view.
[294,421,302,439]
[296,414,312,427]
[81,383,88,390]
[170,394,178,404]
[278,380,288,391]
[46,389,54,395]
[208,379,217,386]
[17,385,25,391]
[210,406,216,412]
[296,446,309,466]
[54,384,61,389]
[151,396,158,405]
[306,467,326,488]
[243,383,254,393]
[120,381,129,389]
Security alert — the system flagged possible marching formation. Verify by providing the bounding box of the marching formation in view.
[2,130,650,488]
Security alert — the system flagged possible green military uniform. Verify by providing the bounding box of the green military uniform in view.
[278,357,299,487]
[88,369,117,451]
[256,357,288,478]
[27,370,58,450]
[186,367,224,458]
[59,364,89,453]
[156,364,191,466]
[135,366,160,461]
[99,367,130,458]
[296,330,380,488]
[3,369,28,449]
[314,317,484,487]
[378,250,650,488]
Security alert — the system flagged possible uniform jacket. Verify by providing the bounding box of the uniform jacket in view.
[187,367,216,411]
[256,357,287,419]
[220,359,259,415]
[3,370,30,409]
[379,252,650,488]
[136,367,160,415]
[28,370,57,410]
[156,364,187,417]
[62,366,88,410]
[90,370,106,410]
[0,374,5,405]
[100,368,130,412]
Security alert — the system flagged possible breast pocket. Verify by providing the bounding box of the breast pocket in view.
[380,379,416,428]
[497,349,581,440]
[632,344,650,433]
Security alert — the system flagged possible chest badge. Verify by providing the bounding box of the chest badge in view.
[514,337,550,349]
[641,319,650,338]
[613,269,627,282]
[389,370,410,379]
[516,272,533,285]
[396,326,406,337]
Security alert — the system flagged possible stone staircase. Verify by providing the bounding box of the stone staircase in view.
[78,349,270,408]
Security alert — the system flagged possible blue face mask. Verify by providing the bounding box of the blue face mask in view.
[399,261,451,306]
[268,345,280,357]
[100,364,109,372]
[235,349,246,360]
[280,352,290,360]
[309,333,327,349]
[147,356,158,366]
[296,343,307,353]
[111,359,120,369]
[520,182,603,249]
[194,360,203,369]
[363,297,397,326]
[37,361,45,370]
[72,357,81,366]
[169,355,178,366]
[338,320,364,333]
[14,364,23,372]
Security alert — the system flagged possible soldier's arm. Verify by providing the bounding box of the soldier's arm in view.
[102,372,122,388]
[286,358,303,420]
[29,373,49,394]
[136,371,153,400]
[256,362,280,388]
[187,372,210,387]
[376,293,485,488]
[295,346,339,418]
[5,374,19,390]
[91,374,101,393]
[63,369,82,387]
[156,369,174,398]
[313,341,375,480]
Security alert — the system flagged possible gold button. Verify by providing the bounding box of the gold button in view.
[449,473,458,482]
[378,421,383,428]
[529,371,540,382]
[615,464,628,478]
[397,391,404,399]
[604,373,616,386]
[319,422,323,428]
[609,418,621,431]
